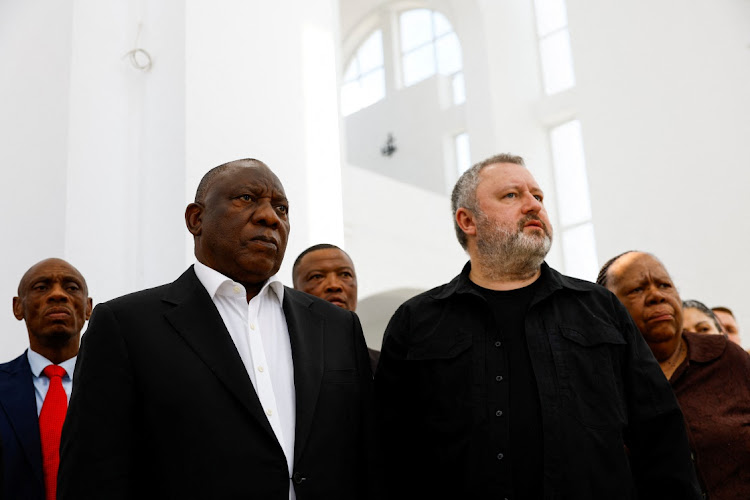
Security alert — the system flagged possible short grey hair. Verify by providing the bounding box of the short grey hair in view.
[450,153,526,250]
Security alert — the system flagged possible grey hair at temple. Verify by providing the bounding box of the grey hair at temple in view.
[450,153,526,250]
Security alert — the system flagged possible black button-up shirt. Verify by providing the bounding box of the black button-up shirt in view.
[375,262,702,500]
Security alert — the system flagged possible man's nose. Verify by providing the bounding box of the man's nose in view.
[252,200,281,227]
[324,276,343,292]
[47,283,69,301]
[522,193,543,213]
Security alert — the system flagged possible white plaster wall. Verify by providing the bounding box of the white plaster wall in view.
[185,0,346,281]
[0,0,75,360]
[567,0,750,343]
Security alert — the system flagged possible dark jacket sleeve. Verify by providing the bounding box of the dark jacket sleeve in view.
[613,297,703,500]
[58,303,135,499]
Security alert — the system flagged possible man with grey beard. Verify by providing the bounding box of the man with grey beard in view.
[374,154,701,500]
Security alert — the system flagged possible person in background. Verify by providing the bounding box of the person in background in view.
[599,250,750,499]
[0,258,92,500]
[682,299,723,335]
[292,244,380,373]
[712,306,742,346]
[375,153,701,499]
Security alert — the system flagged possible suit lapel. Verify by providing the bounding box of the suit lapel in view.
[0,353,44,484]
[284,289,325,464]
[162,267,278,442]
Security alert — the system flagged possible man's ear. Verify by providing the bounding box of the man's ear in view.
[185,203,204,237]
[456,207,477,238]
[85,297,93,320]
[12,296,24,321]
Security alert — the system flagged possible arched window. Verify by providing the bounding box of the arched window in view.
[341,30,386,116]
[399,8,462,97]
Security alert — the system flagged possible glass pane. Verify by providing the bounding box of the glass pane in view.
[452,72,466,105]
[403,44,436,86]
[433,11,453,37]
[436,33,462,75]
[357,30,383,74]
[359,68,386,109]
[561,222,598,282]
[340,81,360,116]
[455,132,471,174]
[343,60,358,83]
[534,0,568,37]
[550,120,591,227]
[539,29,576,95]
[400,9,433,53]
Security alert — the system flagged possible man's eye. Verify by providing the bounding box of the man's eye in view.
[629,287,643,294]
[341,272,352,278]
[534,194,543,202]
[33,285,47,291]
[504,193,517,199]
[67,285,80,292]
[276,205,288,214]
[309,274,323,280]
[659,283,672,289]
[239,194,253,202]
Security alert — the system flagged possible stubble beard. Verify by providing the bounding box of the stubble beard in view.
[475,212,553,282]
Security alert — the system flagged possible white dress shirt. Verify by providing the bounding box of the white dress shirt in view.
[194,261,296,499]
[27,349,76,416]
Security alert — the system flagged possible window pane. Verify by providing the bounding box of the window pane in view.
[340,81,360,116]
[433,11,452,37]
[343,60,358,83]
[403,44,436,86]
[534,0,568,37]
[550,120,591,227]
[400,9,433,52]
[452,72,466,105]
[436,33,462,75]
[455,132,471,174]
[539,29,576,94]
[359,68,386,109]
[358,30,383,74]
[561,222,598,281]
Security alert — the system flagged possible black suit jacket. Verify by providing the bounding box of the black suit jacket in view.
[58,266,378,499]
[0,353,44,500]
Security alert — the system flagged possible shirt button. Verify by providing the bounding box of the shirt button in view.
[266,408,273,416]
[495,410,503,417]
[497,453,504,460]
[495,341,502,347]
[258,366,264,373]
[233,285,241,293]
[495,375,503,382]
[250,323,256,330]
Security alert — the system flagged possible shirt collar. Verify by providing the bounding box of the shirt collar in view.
[193,260,285,304]
[27,349,76,379]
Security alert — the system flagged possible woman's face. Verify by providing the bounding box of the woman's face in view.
[682,307,722,335]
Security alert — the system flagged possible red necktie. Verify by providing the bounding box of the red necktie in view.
[39,364,68,500]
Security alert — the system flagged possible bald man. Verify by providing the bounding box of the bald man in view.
[0,258,92,500]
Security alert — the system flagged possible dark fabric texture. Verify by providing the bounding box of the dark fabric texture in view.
[58,266,379,500]
[375,262,702,500]
[0,353,45,500]
[671,331,750,499]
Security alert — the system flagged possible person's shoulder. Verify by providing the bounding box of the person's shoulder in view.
[0,352,28,374]
[284,287,354,319]
[101,267,199,311]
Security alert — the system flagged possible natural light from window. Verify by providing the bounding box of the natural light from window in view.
[533,0,576,95]
[341,30,385,116]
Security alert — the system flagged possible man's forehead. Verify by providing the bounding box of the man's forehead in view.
[302,249,354,268]
[480,162,540,189]
[19,259,85,292]
[213,164,286,194]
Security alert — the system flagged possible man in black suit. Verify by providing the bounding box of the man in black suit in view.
[1,258,92,500]
[58,159,378,499]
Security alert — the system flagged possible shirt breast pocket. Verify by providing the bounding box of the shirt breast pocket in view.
[553,325,627,429]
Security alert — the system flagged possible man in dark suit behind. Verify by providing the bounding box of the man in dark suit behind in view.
[0,258,92,500]
[58,159,378,499]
